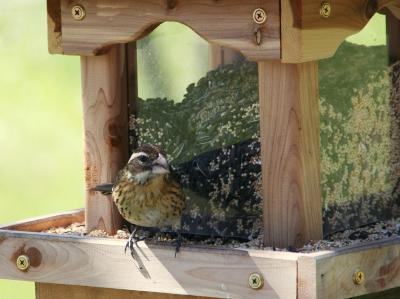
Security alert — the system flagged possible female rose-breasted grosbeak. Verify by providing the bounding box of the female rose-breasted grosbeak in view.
[94,144,186,257]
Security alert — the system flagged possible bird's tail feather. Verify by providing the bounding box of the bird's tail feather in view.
[91,183,114,195]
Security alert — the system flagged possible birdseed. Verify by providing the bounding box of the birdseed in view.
[42,217,400,252]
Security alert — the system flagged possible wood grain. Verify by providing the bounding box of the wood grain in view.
[280,0,371,63]
[297,252,317,299]
[59,0,280,60]
[0,209,84,232]
[208,44,243,70]
[47,0,63,54]
[298,237,400,299]
[2,215,400,298]
[258,61,323,248]
[81,45,129,234]
[0,231,298,299]
[35,283,213,299]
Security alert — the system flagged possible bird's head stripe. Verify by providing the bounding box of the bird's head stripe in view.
[128,152,148,163]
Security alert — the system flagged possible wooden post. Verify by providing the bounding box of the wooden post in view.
[208,44,243,70]
[81,45,129,234]
[258,61,323,248]
[386,10,400,65]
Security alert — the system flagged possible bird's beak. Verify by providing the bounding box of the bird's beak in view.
[152,154,169,173]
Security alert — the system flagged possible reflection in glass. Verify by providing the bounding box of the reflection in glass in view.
[131,22,263,240]
[319,14,398,233]
[130,14,398,240]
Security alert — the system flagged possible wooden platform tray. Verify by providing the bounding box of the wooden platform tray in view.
[0,210,399,299]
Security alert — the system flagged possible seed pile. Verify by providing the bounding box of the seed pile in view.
[300,217,400,252]
[44,223,128,239]
[43,217,400,252]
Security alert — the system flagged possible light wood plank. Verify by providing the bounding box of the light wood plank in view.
[298,237,400,299]
[47,0,63,54]
[0,209,84,232]
[280,0,371,63]
[258,61,323,248]
[2,215,400,299]
[297,253,317,299]
[81,45,128,234]
[35,283,212,299]
[59,0,280,60]
[0,231,298,299]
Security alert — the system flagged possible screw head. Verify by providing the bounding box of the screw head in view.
[16,255,30,271]
[248,272,264,290]
[253,8,267,24]
[320,2,331,18]
[353,270,365,285]
[71,5,86,21]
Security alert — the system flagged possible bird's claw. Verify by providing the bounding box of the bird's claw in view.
[124,234,137,255]
[124,233,146,256]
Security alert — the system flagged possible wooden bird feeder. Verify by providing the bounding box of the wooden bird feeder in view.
[1,0,400,298]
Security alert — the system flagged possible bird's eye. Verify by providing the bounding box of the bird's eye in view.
[137,155,150,163]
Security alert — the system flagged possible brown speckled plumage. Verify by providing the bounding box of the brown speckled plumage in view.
[112,144,185,229]
[113,171,185,229]
[110,144,186,257]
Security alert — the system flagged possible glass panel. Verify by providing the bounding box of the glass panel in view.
[319,14,396,233]
[131,22,262,240]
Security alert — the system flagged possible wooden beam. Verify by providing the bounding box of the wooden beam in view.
[1,213,400,298]
[208,44,244,70]
[0,209,84,232]
[280,0,371,63]
[298,237,400,299]
[35,283,212,299]
[59,0,280,60]
[258,61,323,248]
[0,230,298,299]
[387,9,400,65]
[81,45,129,234]
[47,0,63,54]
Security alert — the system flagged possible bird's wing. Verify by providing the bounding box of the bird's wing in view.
[169,165,183,184]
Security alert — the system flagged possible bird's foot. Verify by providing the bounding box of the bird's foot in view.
[124,233,146,255]
[124,226,145,259]
[124,234,137,255]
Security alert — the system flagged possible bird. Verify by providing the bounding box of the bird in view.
[93,144,186,258]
